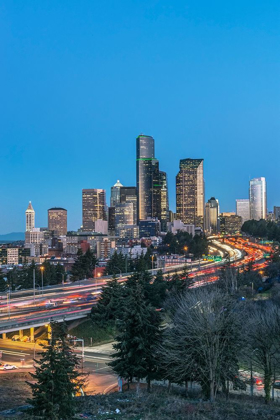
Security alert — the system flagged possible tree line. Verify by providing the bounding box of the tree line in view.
[159,231,208,257]
[242,219,280,241]
[91,259,280,404]
[104,247,154,276]
[0,260,65,292]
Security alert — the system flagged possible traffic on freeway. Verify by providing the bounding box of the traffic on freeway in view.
[0,236,274,333]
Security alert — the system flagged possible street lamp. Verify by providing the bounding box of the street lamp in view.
[151,255,154,271]
[6,286,10,320]
[114,267,122,278]
[40,266,44,296]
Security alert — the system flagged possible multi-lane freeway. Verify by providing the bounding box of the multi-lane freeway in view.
[0,236,273,336]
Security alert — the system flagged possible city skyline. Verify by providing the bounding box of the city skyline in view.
[4,144,272,235]
[1,2,279,233]
[0,136,275,234]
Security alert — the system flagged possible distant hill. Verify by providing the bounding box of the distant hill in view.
[0,232,25,242]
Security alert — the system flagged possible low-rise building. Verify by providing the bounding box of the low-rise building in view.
[219,213,242,235]
[139,218,160,238]
[167,220,195,236]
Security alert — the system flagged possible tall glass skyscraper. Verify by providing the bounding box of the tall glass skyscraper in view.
[176,159,204,227]
[110,180,123,207]
[159,171,169,231]
[249,177,266,220]
[136,134,161,221]
[205,197,219,233]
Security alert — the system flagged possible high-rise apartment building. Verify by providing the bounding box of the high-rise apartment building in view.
[205,197,219,234]
[82,189,106,231]
[176,159,204,227]
[136,134,161,221]
[159,171,169,231]
[25,201,35,231]
[48,207,67,236]
[249,177,266,220]
[110,180,123,207]
[120,187,137,225]
[236,199,250,224]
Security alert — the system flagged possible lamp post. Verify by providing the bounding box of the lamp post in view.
[40,266,44,296]
[7,286,10,320]
[114,267,122,278]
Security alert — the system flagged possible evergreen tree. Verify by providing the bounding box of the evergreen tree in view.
[150,270,167,308]
[109,281,162,391]
[27,322,83,419]
[91,275,123,326]
[0,272,7,292]
[55,263,66,284]
[71,248,96,281]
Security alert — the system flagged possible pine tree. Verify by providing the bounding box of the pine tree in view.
[91,275,122,326]
[109,281,162,391]
[150,270,167,308]
[27,322,83,419]
[0,272,7,292]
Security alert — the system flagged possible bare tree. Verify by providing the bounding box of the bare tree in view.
[160,288,243,402]
[245,302,280,403]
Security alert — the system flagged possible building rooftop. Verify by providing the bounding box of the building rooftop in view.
[48,207,67,211]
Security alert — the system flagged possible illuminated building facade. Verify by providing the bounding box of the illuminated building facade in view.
[120,187,137,225]
[159,171,169,231]
[219,213,242,234]
[205,197,219,233]
[115,203,134,227]
[82,189,106,231]
[249,177,266,220]
[136,135,161,222]
[48,207,67,236]
[176,159,204,228]
[236,199,250,224]
[25,201,35,232]
[110,180,123,207]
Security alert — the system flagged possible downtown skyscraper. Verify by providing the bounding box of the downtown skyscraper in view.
[176,158,204,227]
[82,189,106,231]
[249,177,267,220]
[136,135,161,222]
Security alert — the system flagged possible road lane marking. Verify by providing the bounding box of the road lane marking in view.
[0,349,29,356]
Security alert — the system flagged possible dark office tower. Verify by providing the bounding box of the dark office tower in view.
[136,134,161,221]
[48,207,67,236]
[82,189,106,231]
[176,159,204,228]
[159,171,169,231]
[120,186,138,225]
[108,207,116,234]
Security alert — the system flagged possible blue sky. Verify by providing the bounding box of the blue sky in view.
[0,1,279,233]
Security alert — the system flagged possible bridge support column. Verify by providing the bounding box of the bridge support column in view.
[2,333,6,339]
[19,330,23,338]
[30,327,34,343]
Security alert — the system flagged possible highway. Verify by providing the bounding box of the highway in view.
[0,237,272,335]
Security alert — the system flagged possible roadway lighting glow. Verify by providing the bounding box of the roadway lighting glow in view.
[40,266,44,271]
[97,273,101,277]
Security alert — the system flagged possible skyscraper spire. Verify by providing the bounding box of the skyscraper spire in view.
[25,201,35,231]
